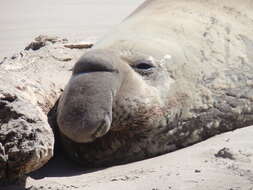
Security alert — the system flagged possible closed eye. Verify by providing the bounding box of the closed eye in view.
[135,62,154,70]
[131,60,155,76]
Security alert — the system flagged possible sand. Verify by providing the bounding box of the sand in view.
[27,126,253,190]
[0,0,144,60]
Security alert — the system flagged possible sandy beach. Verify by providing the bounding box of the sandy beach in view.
[0,0,144,60]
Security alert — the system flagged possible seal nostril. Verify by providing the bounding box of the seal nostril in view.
[92,116,111,138]
[92,121,105,138]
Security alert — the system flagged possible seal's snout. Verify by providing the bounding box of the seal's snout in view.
[57,109,111,143]
[57,49,123,143]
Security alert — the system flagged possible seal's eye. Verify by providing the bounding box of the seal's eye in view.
[132,60,155,75]
[132,60,155,74]
[135,62,154,70]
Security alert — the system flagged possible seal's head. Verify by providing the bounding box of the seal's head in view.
[57,40,179,144]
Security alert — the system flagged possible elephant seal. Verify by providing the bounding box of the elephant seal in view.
[57,0,253,166]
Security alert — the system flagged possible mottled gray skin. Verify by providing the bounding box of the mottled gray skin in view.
[57,0,253,167]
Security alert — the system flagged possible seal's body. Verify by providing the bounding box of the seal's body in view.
[57,0,253,166]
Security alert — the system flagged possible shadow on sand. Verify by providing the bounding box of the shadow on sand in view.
[2,153,104,190]
[30,152,104,179]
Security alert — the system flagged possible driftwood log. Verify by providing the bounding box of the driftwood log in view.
[0,36,91,182]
